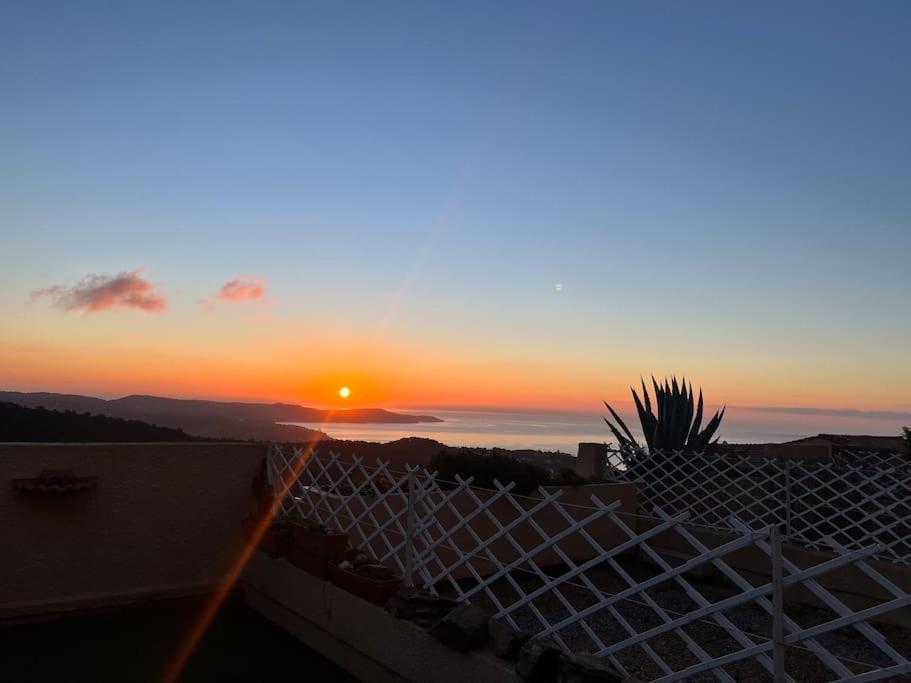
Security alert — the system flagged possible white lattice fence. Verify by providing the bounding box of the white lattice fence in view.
[787,461,911,564]
[603,448,911,565]
[833,449,911,470]
[268,446,911,682]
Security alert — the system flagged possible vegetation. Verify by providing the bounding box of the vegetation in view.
[429,450,552,494]
[554,468,593,486]
[604,377,725,452]
[294,519,330,535]
[0,402,195,442]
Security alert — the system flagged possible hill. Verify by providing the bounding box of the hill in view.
[307,437,576,474]
[0,391,443,443]
[0,392,440,424]
[0,392,571,472]
[0,402,196,442]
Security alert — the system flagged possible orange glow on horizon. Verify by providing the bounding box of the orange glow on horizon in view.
[1,329,908,415]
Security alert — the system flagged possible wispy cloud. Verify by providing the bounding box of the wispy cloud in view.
[31,270,166,313]
[215,275,266,302]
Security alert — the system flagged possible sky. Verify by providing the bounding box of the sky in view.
[1,2,909,433]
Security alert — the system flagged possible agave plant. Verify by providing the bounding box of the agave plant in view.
[604,377,725,453]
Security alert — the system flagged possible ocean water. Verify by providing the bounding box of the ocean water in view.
[279,406,897,454]
[286,409,609,454]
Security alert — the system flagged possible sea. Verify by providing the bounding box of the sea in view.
[280,406,904,455]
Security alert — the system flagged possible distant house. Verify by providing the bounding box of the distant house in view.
[716,433,907,462]
[785,434,906,453]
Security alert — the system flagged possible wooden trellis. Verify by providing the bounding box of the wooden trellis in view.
[268,445,911,682]
[603,448,911,565]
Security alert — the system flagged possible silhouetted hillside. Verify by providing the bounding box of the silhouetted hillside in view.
[0,402,196,442]
[0,392,345,442]
[0,392,440,424]
[0,393,571,467]
[297,436,575,473]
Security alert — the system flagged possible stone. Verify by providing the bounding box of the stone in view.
[339,547,373,568]
[429,604,493,652]
[385,588,460,627]
[353,553,375,568]
[516,637,562,682]
[488,617,530,659]
[559,652,627,683]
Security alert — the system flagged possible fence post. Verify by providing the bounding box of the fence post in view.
[576,443,606,479]
[771,525,786,681]
[265,445,274,488]
[403,467,417,588]
[784,459,792,539]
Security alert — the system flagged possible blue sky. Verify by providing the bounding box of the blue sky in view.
[1,2,909,416]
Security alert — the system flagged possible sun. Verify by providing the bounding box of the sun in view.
[338,386,351,399]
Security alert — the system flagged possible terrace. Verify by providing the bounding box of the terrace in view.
[1,441,910,681]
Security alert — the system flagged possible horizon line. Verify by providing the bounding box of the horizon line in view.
[3,387,910,423]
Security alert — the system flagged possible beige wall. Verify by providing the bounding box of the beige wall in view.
[303,481,638,581]
[431,482,640,578]
[638,517,911,627]
[0,443,266,620]
[244,551,517,683]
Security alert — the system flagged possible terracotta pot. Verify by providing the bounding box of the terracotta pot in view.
[288,525,349,577]
[257,521,292,558]
[327,563,402,606]
[291,525,349,556]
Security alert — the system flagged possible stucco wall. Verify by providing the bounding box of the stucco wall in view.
[638,516,911,627]
[297,480,638,581]
[427,482,640,578]
[244,551,517,683]
[0,443,266,619]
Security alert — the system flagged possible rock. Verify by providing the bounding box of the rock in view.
[517,637,562,682]
[385,589,460,627]
[488,617,530,659]
[353,554,375,568]
[339,547,374,568]
[429,604,493,652]
[559,652,627,682]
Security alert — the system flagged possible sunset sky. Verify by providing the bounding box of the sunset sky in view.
[2,2,909,428]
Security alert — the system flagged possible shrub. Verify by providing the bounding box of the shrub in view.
[552,468,593,487]
[429,451,551,494]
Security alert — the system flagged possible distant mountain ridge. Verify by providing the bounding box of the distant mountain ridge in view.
[0,391,439,443]
[0,392,441,424]
[0,395,571,476]
[0,401,197,442]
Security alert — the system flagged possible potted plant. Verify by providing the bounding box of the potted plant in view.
[252,518,292,559]
[287,519,349,578]
[328,548,402,606]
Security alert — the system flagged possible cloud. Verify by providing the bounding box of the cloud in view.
[31,270,166,314]
[215,275,267,302]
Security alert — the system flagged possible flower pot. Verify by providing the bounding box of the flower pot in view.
[257,521,292,559]
[291,525,349,556]
[327,563,402,606]
[288,524,349,578]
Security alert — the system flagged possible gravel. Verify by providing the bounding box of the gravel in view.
[444,556,911,682]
